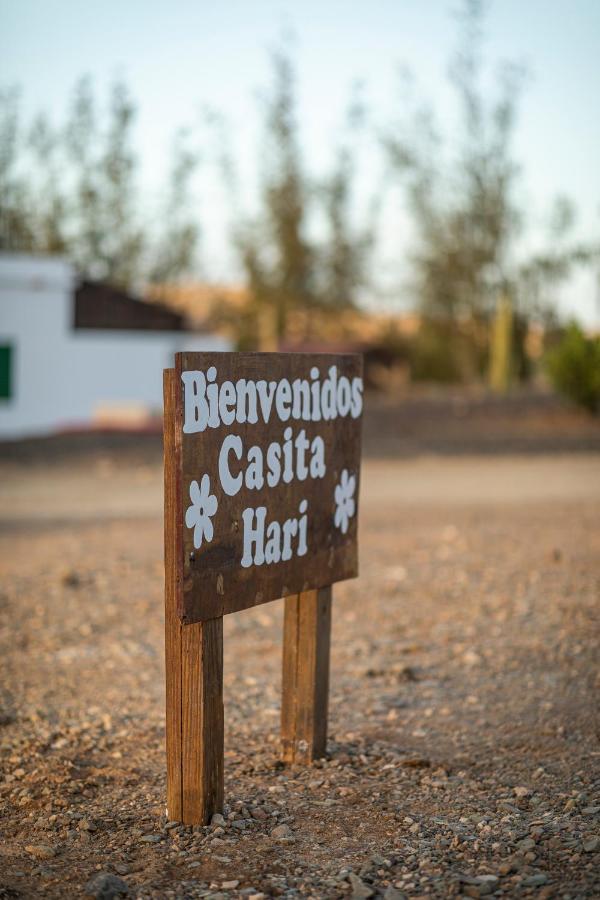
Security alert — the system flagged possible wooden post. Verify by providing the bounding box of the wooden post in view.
[281,587,332,764]
[164,369,224,824]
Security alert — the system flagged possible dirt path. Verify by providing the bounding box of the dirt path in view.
[2,454,598,523]
[1,454,599,898]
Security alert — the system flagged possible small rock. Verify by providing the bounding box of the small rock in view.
[62,569,82,588]
[25,844,56,859]
[271,823,291,839]
[400,757,430,768]
[474,875,499,896]
[498,800,521,814]
[383,888,406,900]
[396,665,417,682]
[222,881,239,889]
[462,887,481,899]
[348,873,374,898]
[462,649,482,666]
[84,872,129,899]
[517,837,536,851]
[513,786,530,799]
[522,873,549,887]
[140,834,161,843]
[211,813,227,827]
[583,836,599,852]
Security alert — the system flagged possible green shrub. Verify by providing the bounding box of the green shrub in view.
[410,319,486,383]
[545,323,600,414]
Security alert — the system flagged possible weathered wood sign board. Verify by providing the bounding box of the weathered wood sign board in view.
[163,351,363,824]
[171,351,363,623]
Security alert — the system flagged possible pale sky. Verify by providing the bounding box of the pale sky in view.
[2,0,599,324]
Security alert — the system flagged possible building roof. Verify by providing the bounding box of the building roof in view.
[74,280,188,332]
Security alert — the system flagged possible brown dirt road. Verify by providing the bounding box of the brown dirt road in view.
[0,452,599,898]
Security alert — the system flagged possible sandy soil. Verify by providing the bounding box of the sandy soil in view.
[0,452,599,899]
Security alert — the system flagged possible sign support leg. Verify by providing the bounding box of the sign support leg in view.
[165,614,224,825]
[165,368,224,824]
[281,587,332,764]
[181,616,224,824]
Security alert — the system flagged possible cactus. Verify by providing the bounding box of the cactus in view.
[489,294,514,392]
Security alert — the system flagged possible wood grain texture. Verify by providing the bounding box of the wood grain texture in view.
[200,617,224,820]
[164,369,183,820]
[281,587,332,764]
[180,617,224,823]
[175,352,362,624]
[165,368,224,824]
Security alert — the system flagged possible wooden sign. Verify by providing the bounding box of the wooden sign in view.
[163,352,363,824]
[172,351,362,623]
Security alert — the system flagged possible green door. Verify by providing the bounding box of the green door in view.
[0,344,13,399]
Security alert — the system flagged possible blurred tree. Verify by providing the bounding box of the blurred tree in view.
[28,113,69,254]
[98,81,145,287]
[234,49,315,342]
[386,18,520,323]
[409,318,484,383]
[0,87,35,251]
[221,50,375,347]
[385,0,595,381]
[1,76,201,292]
[65,76,105,280]
[514,195,594,314]
[318,91,376,315]
[68,79,145,288]
[148,129,200,290]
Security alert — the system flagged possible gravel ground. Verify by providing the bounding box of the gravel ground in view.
[0,450,599,899]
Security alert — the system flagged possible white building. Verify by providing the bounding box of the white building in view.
[0,253,230,439]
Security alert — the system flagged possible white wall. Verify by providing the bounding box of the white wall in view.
[0,254,230,438]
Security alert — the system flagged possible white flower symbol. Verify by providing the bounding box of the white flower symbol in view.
[334,468,356,534]
[185,474,218,549]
